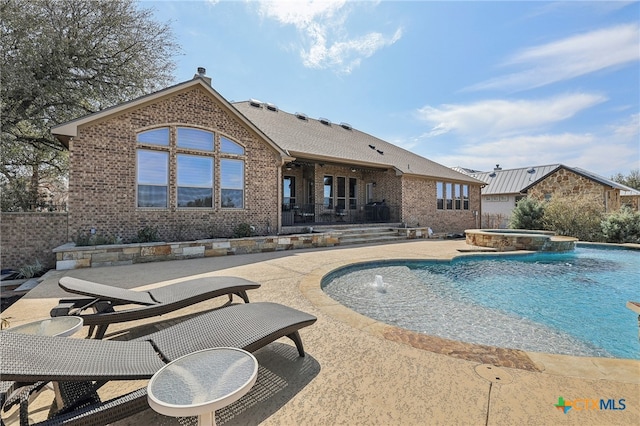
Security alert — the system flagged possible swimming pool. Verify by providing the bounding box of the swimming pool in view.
[322,245,640,359]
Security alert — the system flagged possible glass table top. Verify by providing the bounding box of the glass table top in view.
[148,347,258,416]
[6,316,83,337]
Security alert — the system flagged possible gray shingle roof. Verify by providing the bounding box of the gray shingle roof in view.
[233,101,482,184]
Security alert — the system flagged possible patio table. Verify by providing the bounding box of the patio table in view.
[1,316,84,423]
[147,347,258,426]
[7,316,83,337]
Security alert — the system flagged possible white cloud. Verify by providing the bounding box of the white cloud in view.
[422,114,639,177]
[610,113,640,139]
[256,0,346,26]
[468,23,640,91]
[255,0,402,73]
[417,93,607,138]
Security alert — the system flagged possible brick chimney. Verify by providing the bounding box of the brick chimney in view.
[193,67,212,86]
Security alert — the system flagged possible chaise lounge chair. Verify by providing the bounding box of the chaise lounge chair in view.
[1,302,317,425]
[50,276,261,338]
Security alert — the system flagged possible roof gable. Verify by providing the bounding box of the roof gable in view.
[51,78,291,160]
[470,164,561,195]
[472,163,633,195]
[520,165,628,193]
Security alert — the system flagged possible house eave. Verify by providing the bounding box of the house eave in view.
[51,78,291,160]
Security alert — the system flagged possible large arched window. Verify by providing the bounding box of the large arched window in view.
[136,127,245,209]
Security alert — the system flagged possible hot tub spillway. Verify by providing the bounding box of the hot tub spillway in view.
[465,229,577,252]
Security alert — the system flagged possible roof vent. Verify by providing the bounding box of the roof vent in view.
[319,117,331,126]
[494,164,502,171]
[489,172,497,178]
[249,99,262,108]
[376,149,384,155]
[265,103,278,112]
[340,122,352,130]
[527,167,536,174]
[295,112,308,121]
[368,144,376,150]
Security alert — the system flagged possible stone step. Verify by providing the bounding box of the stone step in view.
[339,234,407,246]
[339,230,399,239]
[336,228,408,246]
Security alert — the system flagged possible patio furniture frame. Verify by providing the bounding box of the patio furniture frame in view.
[1,302,317,426]
[50,276,260,338]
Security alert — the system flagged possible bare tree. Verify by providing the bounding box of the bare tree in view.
[611,169,640,191]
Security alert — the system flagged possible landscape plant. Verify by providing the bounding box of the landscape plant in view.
[509,197,545,230]
[74,232,122,247]
[136,225,160,243]
[601,206,640,243]
[232,223,254,238]
[1,0,178,211]
[17,259,44,279]
[542,194,605,242]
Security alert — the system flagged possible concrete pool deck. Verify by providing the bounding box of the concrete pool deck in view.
[2,239,639,425]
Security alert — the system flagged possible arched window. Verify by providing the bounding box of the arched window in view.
[220,136,244,154]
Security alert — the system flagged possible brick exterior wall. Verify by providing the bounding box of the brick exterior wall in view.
[0,213,69,269]
[400,176,481,233]
[527,168,621,212]
[68,86,282,242]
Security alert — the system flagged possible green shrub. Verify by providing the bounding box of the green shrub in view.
[543,195,605,241]
[232,223,254,238]
[136,225,160,243]
[17,259,44,279]
[601,206,640,243]
[509,197,545,230]
[74,232,121,246]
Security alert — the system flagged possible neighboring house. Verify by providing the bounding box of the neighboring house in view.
[460,164,640,228]
[51,70,483,242]
[620,185,640,211]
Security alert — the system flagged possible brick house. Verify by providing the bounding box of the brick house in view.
[52,70,483,242]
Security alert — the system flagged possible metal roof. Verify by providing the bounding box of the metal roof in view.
[233,101,483,184]
[468,164,640,196]
[470,164,561,195]
[570,167,631,191]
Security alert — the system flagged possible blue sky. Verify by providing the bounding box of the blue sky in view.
[146,0,639,178]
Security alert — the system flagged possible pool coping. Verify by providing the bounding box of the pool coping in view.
[300,245,640,383]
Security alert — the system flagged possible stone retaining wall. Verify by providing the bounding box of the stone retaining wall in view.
[54,227,431,270]
[54,233,342,269]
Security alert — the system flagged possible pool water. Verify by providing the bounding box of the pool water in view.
[322,246,640,359]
